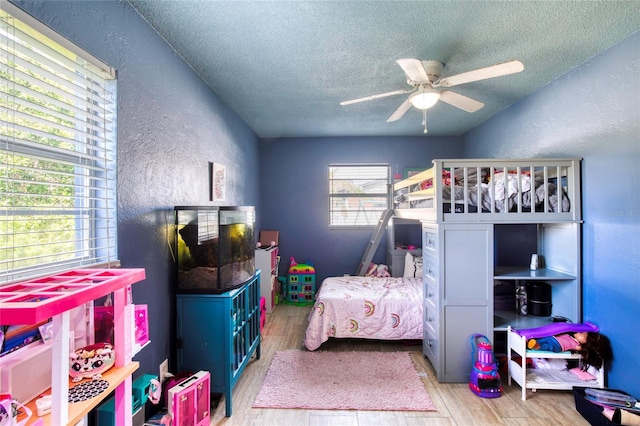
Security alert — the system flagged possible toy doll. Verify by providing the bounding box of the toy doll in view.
[527,331,612,370]
[602,406,640,425]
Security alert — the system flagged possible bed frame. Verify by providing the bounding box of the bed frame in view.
[393,158,581,223]
[386,157,584,384]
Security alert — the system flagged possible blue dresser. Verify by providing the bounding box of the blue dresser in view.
[176,271,261,417]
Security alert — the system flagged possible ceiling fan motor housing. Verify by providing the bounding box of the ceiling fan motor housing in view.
[422,60,444,83]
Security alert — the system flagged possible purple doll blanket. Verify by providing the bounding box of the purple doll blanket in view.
[514,321,599,339]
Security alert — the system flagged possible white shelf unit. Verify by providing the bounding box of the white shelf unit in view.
[493,222,582,361]
[507,326,604,400]
[255,246,279,313]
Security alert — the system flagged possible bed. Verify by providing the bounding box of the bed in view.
[394,158,581,223]
[304,275,423,351]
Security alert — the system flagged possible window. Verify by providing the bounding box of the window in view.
[328,164,390,227]
[1,3,117,285]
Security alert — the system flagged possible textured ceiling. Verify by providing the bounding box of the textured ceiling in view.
[128,1,639,138]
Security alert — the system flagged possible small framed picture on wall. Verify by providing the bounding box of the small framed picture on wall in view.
[210,162,226,202]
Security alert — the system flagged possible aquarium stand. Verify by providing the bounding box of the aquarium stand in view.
[175,272,261,417]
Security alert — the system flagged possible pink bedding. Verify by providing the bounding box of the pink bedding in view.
[304,276,423,351]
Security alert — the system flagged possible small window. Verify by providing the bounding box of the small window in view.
[329,164,390,227]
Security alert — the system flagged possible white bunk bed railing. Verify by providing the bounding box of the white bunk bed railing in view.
[394,158,582,223]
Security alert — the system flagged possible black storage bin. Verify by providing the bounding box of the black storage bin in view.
[494,281,516,311]
[527,282,552,316]
[573,387,639,426]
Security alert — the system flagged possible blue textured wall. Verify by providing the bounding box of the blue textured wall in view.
[12,0,260,379]
[259,136,462,282]
[464,33,640,395]
[10,0,639,400]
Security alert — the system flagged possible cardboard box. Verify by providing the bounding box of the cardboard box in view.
[259,230,279,247]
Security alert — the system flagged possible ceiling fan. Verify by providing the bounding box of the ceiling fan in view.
[340,59,524,133]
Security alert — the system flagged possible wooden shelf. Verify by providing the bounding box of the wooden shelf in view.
[20,362,139,426]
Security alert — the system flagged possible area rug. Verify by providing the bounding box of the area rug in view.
[253,350,435,411]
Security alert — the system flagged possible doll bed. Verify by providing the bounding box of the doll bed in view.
[507,323,605,400]
[394,158,581,223]
[304,276,423,351]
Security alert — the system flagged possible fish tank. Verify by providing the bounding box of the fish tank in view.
[174,206,255,293]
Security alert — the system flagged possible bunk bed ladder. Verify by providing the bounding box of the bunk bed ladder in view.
[356,209,393,276]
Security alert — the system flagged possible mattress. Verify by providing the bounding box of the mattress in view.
[304,276,423,351]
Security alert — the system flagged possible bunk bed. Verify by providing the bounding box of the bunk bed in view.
[304,275,423,351]
[389,158,584,384]
[393,158,581,223]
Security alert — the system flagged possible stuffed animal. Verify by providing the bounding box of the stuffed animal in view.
[375,264,390,277]
[365,263,391,277]
[365,263,377,276]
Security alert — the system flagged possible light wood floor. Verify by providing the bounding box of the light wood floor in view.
[209,304,589,425]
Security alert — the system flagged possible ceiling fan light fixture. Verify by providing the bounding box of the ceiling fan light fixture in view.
[409,89,440,110]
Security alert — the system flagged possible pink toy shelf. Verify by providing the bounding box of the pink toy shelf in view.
[0,268,146,426]
[0,269,146,325]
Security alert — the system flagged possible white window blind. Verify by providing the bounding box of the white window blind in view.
[329,164,390,227]
[1,3,118,285]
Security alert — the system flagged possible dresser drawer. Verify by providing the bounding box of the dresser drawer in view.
[424,282,437,309]
[423,325,439,363]
[423,299,438,335]
[423,256,437,283]
[423,228,438,255]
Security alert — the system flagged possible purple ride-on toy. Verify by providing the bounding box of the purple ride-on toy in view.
[469,334,502,398]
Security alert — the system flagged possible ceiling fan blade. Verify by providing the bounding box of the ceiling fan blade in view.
[340,89,413,106]
[395,58,429,82]
[436,60,524,88]
[439,90,484,113]
[386,98,412,122]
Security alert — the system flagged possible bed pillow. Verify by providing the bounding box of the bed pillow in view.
[403,252,423,278]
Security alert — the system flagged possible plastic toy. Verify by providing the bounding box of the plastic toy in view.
[69,342,115,382]
[288,257,315,274]
[286,257,316,305]
[469,334,502,398]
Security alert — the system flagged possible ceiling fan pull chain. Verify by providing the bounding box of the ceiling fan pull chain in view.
[422,109,428,134]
